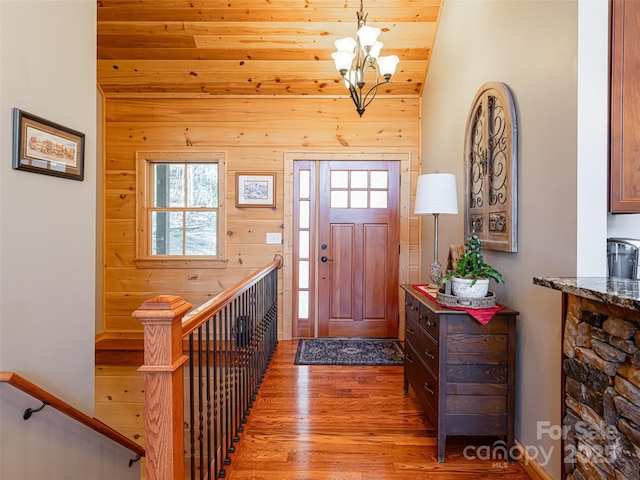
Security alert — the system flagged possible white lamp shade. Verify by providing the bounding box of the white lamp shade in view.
[414,173,459,215]
[343,70,358,89]
[332,50,355,72]
[369,41,383,59]
[357,25,381,50]
[334,37,357,53]
[377,55,400,77]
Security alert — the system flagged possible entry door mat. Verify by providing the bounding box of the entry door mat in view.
[294,338,404,366]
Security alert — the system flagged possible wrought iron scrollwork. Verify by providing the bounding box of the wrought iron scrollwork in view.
[469,103,485,209]
[464,82,517,252]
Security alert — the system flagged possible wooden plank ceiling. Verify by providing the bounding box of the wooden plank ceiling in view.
[97,0,443,97]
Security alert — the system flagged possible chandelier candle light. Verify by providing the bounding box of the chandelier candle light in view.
[414,173,459,286]
[331,0,400,117]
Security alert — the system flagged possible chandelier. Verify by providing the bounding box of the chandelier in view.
[331,0,400,117]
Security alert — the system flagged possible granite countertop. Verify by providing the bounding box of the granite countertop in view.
[533,276,640,311]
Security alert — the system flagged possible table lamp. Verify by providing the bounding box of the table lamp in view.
[414,173,459,286]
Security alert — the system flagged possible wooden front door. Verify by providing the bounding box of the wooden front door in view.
[317,161,400,338]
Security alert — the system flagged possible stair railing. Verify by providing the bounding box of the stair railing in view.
[0,371,145,465]
[133,254,282,480]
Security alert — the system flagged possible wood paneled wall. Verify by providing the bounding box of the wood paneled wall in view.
[102,95,421,339]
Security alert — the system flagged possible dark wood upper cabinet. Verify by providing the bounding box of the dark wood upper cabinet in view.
[610,0,640,212]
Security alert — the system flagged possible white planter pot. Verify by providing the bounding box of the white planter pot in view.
[451,277,490,298]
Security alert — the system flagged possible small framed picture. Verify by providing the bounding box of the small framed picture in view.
[236,172,276,208]
[12,108,85,181]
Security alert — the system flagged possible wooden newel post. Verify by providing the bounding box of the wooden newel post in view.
[133,295,192,480]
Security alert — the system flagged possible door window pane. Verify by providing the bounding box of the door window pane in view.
[370,171,388,189]
[331,170,348,189]
[299,200,310,228]
[331,190,348,208]
[300,170,310,199]
[298,261,309,289]
[299,230,310,258]
[370,191,388,209]
[350,190,368,208]
[350,171,368,188]
[298,291,309,319]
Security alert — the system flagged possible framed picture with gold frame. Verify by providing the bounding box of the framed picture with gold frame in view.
[235,172,275,208]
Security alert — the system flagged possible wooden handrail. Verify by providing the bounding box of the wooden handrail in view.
[134,254,283,480]
[0,371,145,460]
[182,254,283,337]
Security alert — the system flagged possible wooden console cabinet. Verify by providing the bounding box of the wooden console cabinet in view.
[401,285,518,463]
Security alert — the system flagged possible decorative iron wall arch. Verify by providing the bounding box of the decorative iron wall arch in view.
[464,82,518,252]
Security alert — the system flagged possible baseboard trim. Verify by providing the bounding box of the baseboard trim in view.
[515,440,553,480]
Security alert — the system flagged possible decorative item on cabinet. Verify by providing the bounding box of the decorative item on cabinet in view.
[414,173,459,287]
[401,284,517,463]
[464,82,518,252]
[443,232,504,299]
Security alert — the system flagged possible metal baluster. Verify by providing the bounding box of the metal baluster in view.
[235,293,243,434]
[222,304,231,472]
[213,312,223,479]
[205,319,212,480]
[189,334,196,480]
[247,283,260,408]
[198,325,205,480]
[233,296,241,443]
[240,290,249,426]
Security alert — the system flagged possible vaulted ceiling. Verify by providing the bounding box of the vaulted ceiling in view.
[97,0,443,97]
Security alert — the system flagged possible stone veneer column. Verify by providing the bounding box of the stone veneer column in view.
[562,294,640,480]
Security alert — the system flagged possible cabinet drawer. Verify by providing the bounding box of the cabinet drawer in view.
[404,342,438,416]
[418,303,439,339]
[405,292,420,323]
[405,315,438,377]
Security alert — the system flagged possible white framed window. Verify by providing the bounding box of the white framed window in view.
[136,151,227,268]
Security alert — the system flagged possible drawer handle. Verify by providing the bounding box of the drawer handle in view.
[406,327,415,336]
[424,348,435,360]
[423,382,435,395]
[404,354,413,364]
[426,320,436,328]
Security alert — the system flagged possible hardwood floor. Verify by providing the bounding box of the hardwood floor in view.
[225,340,533,480]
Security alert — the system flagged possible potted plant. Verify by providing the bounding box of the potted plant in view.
[443,232,504,298]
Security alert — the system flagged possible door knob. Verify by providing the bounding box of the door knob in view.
[321,256,328,262]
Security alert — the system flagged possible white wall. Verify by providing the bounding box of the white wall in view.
[0,2,137,478]
[421,1,583,478]
[577,0,609,277]
[608,213,640,239]
[0,0,96,410]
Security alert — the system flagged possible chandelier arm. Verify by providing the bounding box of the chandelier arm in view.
[360,64,384,110]
[348,83,364,113]
[361,83,379,111]
[341,73,361,105]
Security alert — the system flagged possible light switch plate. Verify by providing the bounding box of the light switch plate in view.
[266,232,282,244]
